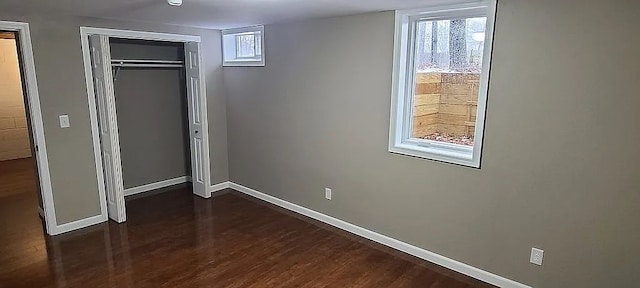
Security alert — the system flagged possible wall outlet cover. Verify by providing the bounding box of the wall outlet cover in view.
[59,115,70,128]
[530,248,544,266]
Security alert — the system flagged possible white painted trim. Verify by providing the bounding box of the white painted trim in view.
[38,206,45,219]
[228,182,531,288]
[79,27,200,43]
[79,27,211,227]
[124,176,191,196]
[222,59,265,67]
[222,25,264,36]
[52,214,105,235]
[471,0,497,168]
[0,21,60,235]
[93,35,128,223]
[80,31,110,229]
[123,181,229,197]
[388,0,496,168]
[210,181,231,193]
[184,42,212,198]
[222,25,265,67]
[51,176,198,235]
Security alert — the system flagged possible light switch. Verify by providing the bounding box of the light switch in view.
[59,115,70,128]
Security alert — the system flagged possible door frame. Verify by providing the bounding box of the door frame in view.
[0,21,58,234]
[79,27,212,222]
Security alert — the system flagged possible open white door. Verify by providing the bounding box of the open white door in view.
[185,42,211,198]
[89,35,127,223]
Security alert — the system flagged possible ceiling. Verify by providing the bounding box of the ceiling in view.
[0,0,469,29]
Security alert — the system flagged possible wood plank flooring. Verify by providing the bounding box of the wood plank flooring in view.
[0,158,38,199]
[0,159,495,288]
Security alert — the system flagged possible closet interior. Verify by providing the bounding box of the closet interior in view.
[108,38,191,196]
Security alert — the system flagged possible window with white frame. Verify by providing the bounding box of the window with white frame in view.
[222,26,265,66]
[389,1,496,168]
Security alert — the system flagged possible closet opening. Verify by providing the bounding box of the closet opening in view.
[82,28,210,224]
[110,38,192,196]
[0,31,46,238]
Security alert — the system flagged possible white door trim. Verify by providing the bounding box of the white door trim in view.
[80,27,201,43]
[0,21,60,235]
[79,27,210,226]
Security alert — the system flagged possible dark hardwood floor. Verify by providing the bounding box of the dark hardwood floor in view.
[0,159,495,288]
[0,158,38,199]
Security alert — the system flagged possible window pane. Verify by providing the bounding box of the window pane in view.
[411,17,487,146]
[222,26,265,66]
[236,34,256,58]
[255,34,262,56]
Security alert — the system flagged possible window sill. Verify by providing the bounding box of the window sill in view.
[389,141,480,168]
[223,60,265,67]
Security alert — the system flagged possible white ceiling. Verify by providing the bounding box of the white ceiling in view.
[0,0,469,29]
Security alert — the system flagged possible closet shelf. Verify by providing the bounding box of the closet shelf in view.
[110,59,185,68]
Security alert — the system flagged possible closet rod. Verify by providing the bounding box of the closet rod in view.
[111,63,184,68]
[110,59,184,65]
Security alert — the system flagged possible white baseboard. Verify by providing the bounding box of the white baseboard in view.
[47,179,530,287]
[228,182,531,288]
[124,176,191,196]
[210,181,231,193]
[51,214,107,236]
[52,177,205,236]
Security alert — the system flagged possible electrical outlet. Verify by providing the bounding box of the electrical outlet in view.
[325,188,332,200]
[59,115,70,128]
[530,248,544,266]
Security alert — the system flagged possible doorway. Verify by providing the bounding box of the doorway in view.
[0,30,44,238]
[0,21,57,235]
[80,28,211,224]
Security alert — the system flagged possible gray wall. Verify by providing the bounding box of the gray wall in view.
[0,13,229,225]
[224,1,640,287]
[114,69,190,189]
[111,41,190,189]
[110,39,184,61]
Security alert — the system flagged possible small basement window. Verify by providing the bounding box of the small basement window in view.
[222,26,265,67]
[389,1,496,168]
